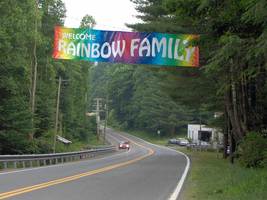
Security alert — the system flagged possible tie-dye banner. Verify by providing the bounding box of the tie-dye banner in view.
[53,27,199,67]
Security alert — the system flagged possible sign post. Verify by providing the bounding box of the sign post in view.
[157,130,161,142]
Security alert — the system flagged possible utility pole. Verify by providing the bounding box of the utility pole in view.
[51,77,71,153]
[103,99,112,145]
[93,98,103,141]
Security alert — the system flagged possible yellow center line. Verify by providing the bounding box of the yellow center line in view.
[110,130,151,150]
[0,130,154,199]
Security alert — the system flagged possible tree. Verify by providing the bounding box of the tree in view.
[76,15,96,140]
[33,0,66,140]
[131,65,192,136]
[80,14,96,29]
[0,0,37,153]
[106,64,135,127]
[89,63,194,137]
[128,0,266,164]
[0,0,98,154]
[197,0,266,161]
[128,0,215,131]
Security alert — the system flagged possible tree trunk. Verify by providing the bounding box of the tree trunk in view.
[229,130,236,164]
[223,105,229,159]
[229,59,244,140]
[84,89,87,118]
[239,74,249,133]
[225,89,237,138]
[169,125,175,138]
[28,0,39,140]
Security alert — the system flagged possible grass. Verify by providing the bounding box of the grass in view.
[55,134,104,153]
[110,127,187,146]
[121,129,170,145]
[178,148,267,200]
[112,127,267,200]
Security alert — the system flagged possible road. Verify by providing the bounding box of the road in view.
[0,128,189,200]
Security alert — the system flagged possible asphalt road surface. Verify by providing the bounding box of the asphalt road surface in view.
[0,128,189,200]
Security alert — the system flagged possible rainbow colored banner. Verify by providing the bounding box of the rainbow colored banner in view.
[53,27,199,67]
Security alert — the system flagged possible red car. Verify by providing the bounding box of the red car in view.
[119,141,130,150]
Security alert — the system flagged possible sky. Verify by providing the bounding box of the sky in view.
[62,0,142,32]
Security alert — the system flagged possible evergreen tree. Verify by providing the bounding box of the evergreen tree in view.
[89,63,194,137]
[0,0,36,154]
[106,64,135,127]
[130,0,266,164]
[0,0,97,154]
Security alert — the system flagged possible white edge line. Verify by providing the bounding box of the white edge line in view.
[140,142,190,200]
[2,128,189,200]
[168,150,190,200]
[1,131,127,176]
[0,149,130,176]
[106,133,120,142]
[107,129,190,200]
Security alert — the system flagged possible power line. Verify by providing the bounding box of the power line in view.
[0,58,63,63]
[65,16,131,31]
[0,14,133,31]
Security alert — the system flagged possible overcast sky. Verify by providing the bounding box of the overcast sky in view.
[62,0,142,31]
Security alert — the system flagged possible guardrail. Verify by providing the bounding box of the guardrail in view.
[0,145,115,171]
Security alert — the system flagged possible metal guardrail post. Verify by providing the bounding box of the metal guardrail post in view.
[4,162,7,170]
[22,161,25,168]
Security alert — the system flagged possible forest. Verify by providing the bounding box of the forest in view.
[0,0,266,167]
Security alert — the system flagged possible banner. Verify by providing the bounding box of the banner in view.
[53,27,199,67]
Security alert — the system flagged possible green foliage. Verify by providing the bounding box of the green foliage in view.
[0,0,36,154]
[0,0,98,155]
[129,0,193,34]
[80,14,96,29]
[181,148,267,200]
[130,0,266,162]
[106,64,135,126]
[237,132,267,168]
[89,63,199,137]
[107,109,123,129]
[0,97,33,154]
[1,0,266,158]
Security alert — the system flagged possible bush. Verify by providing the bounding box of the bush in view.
[237,132,267,168]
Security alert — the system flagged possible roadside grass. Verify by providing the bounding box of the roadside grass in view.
[110,127,187,146]
[55,134,103,153]
[121,129,169,145]
[178,148,267,200]
[111,127,267,200]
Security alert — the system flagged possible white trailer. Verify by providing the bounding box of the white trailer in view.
[187,124,222,143]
